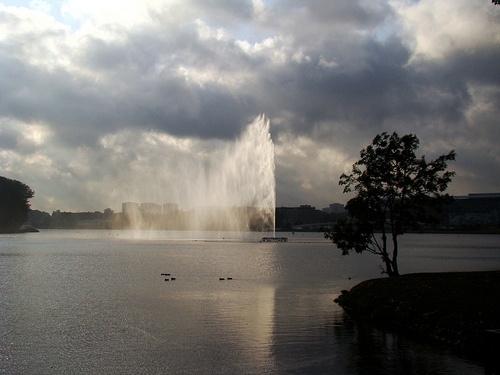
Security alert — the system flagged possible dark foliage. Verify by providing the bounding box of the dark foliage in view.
[27,209,51,229]
[325,132,455,276]
[0,176,34,233]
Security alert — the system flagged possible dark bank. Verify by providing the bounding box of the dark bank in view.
[335,271,500,372]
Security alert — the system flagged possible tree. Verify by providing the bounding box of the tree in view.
[325,132,455,277]
[0,176,34,233]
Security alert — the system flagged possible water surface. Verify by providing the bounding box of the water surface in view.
[1,231,500,374]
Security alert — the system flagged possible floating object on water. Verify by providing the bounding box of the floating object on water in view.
[164,279,169,281]
[227,277,233,280]
[219,277,225,280]
[161,273,171,276]
[261,237,288,242]
[171,277,176,281]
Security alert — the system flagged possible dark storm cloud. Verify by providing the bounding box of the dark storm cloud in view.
[1,0,499,209]
[252,37,472,154]
[1,1,408,144]
[2,1,498,143]
[0,125,17,150]
[0,51,114,144]
[0,32,255,144]
[0,2,270,145]
[188,0,254,21]
[259,38,415,125]
[277,0,391,28]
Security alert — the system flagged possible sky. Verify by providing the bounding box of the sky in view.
[0,0,499,212]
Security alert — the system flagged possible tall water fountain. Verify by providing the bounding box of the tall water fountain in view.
[122,115,276,232]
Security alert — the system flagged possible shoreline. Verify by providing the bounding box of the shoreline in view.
[0,225,39,234]
[7,226,500,234]
[335,271,500,365]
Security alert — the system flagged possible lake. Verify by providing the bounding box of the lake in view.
[1,231,500,374]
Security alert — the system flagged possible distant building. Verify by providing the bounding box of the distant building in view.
[162,203,178,215]
[468,193,500,199]
[140,202,162,215]
[322,203,345,214]
[50,210,109,229]
[276,205,329,230]
[122,202,141,225]
[446,193,500,227]
[122,202,140,216]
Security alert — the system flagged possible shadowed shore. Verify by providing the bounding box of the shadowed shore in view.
[335,271,500,363]
[0,225,39,234]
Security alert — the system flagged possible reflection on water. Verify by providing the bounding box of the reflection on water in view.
[269,287,484,375]
[1,231,499,374]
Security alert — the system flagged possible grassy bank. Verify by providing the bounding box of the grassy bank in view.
[335,271,500,359]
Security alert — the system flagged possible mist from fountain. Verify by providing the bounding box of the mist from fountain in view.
[122,114,275,233]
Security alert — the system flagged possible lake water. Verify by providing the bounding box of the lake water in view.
[1,230,500,374]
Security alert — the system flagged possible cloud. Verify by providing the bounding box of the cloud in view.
[394,0,499,61]
[0,0,499,211]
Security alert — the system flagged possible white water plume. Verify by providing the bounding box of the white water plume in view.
[119,114,275,232]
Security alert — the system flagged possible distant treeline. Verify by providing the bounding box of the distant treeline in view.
[27,209,116,230]
[28,208,274,231]
[21,196,500,233]
[27,206,344,231]
[276,205,346,231]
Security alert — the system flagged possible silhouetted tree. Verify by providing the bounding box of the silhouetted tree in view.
[0,176,34,233]
[325,133,455,277]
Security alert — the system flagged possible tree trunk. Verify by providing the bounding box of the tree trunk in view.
[381,228,395,276]
[391,232,400,277]
[384,257,395,276]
